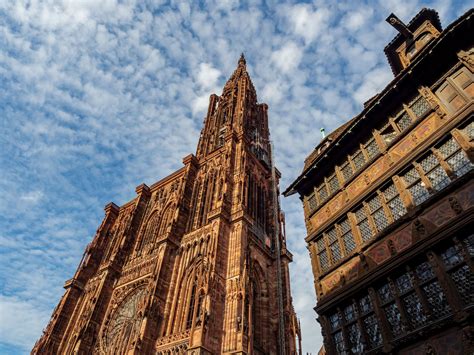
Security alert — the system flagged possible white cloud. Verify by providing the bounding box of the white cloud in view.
[0,295,50,351]
[197,63,222,89]
[285,4,331,44]
[19,190,44,204]
[271,41,303,73]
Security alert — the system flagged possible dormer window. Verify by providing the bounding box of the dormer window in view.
[385,10,442,75]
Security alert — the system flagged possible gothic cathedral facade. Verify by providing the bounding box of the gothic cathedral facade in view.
[33,56,301,355]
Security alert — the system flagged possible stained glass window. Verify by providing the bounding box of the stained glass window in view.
[105,288,147,353]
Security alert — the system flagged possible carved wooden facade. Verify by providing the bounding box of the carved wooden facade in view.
[285,8,474,355]
[33,56,301,355]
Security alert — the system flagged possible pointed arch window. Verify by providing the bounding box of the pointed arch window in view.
[186,280,197,329]
[185,276,205,329]
[137,211,160,254]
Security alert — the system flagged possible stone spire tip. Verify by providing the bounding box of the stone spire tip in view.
[238,53,246,66]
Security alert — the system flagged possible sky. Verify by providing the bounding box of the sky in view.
[0,0,472,353]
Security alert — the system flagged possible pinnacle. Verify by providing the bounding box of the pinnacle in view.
[238,53,246,66]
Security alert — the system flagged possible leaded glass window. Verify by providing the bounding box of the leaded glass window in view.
[363,314,383,348]
[463,234,474,257]
[422,280,451,318]
[348,323,364,354]
[415,261,435,282]
[344,304,356,322]
[395,274,412,294]
[333,331,345,354]
[364,138,380,160]
[382,183,406,221]
[440,244,474,306]
[355,206,372,242]
[450,265,472,305]
[463,121,474,141]
[410,96,431,118]
[328,173,340,194]
[419,152,450,191]
[441,246,463,267]
[307,193,318,213]
[340,161,353,181]
[384,303,404,337]
[352,150,366,170]
[402,293,427,328]
[377,283,393,304]
[317,183,329,203]
[402,167,430,205]
[438,137,473,177]
[327,227,342,263]
[380,122,397,146]
[367,194,389,232]
[395,111,412,132]
[316,237,330,272]
[340,218,356,254]
[359,295,373,314]
[330,311,343,330]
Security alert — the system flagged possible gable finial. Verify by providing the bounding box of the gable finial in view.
[386,13,413,39]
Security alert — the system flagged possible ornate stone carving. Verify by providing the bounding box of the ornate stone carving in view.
[102,287,146,354]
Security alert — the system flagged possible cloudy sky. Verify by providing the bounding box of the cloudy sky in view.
[0,0,472,353]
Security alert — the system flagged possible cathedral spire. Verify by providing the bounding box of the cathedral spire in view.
[238,52,246,67]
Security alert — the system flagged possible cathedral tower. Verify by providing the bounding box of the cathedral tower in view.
[33,56,301,355]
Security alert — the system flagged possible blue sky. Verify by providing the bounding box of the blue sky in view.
[0,0,472,353]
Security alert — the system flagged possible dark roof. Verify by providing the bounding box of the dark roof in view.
[302,118,356,171]
[384,8,442,75]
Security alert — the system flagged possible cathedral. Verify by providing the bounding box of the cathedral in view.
[33,55,301,355]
